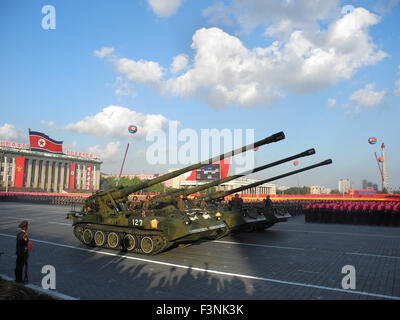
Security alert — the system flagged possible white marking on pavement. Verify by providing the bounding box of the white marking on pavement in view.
[0,232,399,300]
[48,222,71,226]
[213,240,304,251]
[0,274,79,300]
[346,252,400,260]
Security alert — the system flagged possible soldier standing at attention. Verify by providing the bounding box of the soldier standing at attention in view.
[15,221,31,283]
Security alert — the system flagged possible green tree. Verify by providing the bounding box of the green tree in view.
[282,186,310,195]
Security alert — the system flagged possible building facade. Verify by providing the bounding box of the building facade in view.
[102,173,160,180]
[338,179,351,194]
[310,186,332,194]
[0,144,102,193]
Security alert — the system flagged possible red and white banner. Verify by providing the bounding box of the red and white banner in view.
[0,140,27,150]
[85,165,92,190]
[29,130,63,154]
[69,163,75,190]
[66,150,96,159]
[14,157,25,188]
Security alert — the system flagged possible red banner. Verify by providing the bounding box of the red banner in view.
[29,130,63,154]
[85,165,92,190]
[14,157,25,187]
[69,163,75,190]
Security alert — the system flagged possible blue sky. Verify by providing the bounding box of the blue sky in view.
[0,0,399,190]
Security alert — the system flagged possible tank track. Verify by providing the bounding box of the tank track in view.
[73,223,172,255]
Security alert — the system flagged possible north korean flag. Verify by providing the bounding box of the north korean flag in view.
[29,130,63,154]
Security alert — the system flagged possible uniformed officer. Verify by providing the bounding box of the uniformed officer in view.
[15,220,31,283]
[142,195,151,211]
[263,195,273,208]
[230,194,243,211]
[192,196,199,208]
[176,194,186,211]
[129,196,140,211]
[200,197,207,210]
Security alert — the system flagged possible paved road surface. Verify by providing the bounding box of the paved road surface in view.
[0,202,399,300]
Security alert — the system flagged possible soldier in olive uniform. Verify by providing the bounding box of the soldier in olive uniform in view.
[200,197,207,210]
[192,196,199,208]
[263,195,273,208]
[129,196,140,211]
[230,194,243,212]
[15,220,31,283]
[177,194,186,211]
[142,195,151,211]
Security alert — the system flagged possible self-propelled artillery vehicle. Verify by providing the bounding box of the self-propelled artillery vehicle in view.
[201,159,333,232]
[66,132,285,254]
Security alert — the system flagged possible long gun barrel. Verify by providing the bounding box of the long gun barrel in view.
[152,148,315,203]
[86,131,285,212]
[205,159,333,201]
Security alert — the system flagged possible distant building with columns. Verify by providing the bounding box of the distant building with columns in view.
[0,141,102,193]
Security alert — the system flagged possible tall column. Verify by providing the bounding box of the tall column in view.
[33,159,40,188]
[76,164,81,190]
[53,162,59,193]
[65,163,70,190]
[47,161,53,192]
[11,157,15,186]
[26,159,32,188]
[59,162,65,193]
[40,161,46,190]
[95,165,100,190]
[2,156,8,185]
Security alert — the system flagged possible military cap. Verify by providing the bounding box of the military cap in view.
[18,220,28,228]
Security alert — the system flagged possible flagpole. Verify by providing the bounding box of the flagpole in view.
[116,143,130,187]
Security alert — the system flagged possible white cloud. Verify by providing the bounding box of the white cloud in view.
[0,123,27,142]
[147,0,184,18]
[64,105,177,139]
[112,58,164,85]
[203,0,340,36]
[114,77,136,98]
[41,120,55,128]
[88,141,121,162]
[328,98,336,108]
[101,8,388,109]
[170,54,189,74]
[94,47,115,58]
[350,83,386,107]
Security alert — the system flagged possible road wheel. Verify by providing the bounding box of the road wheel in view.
[123,234,137,252]
[94,230,106,247]
[107,232,120,249]
[82,229,93,245]
[140,236,154,254]
[73,225,84,241]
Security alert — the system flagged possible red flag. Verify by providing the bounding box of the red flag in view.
[29,130,63,154]
[14,157,25,187]
[69,163,75,190]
